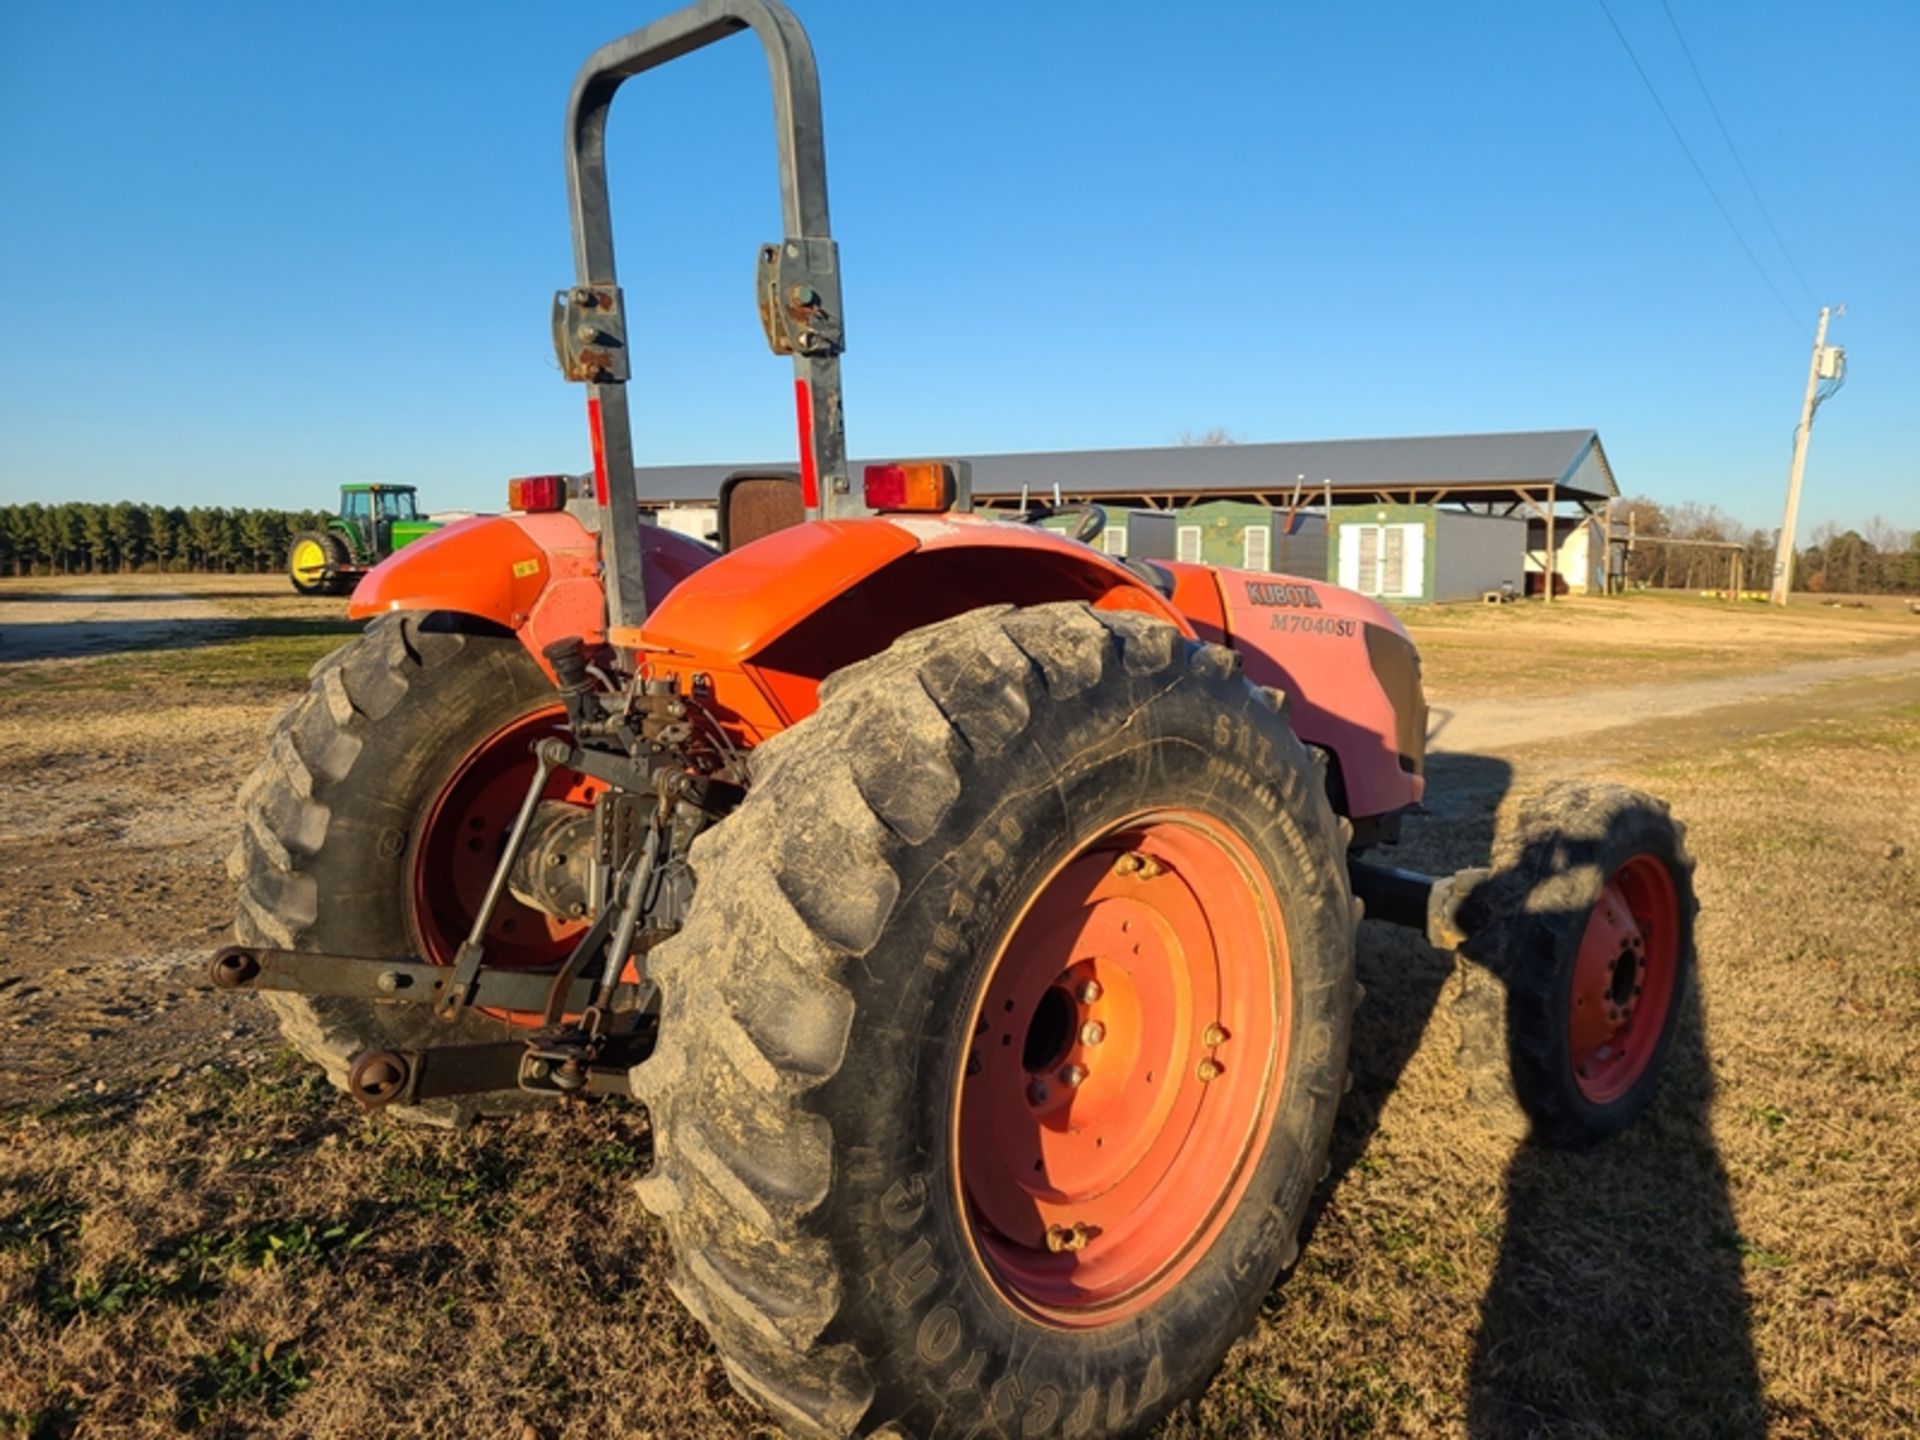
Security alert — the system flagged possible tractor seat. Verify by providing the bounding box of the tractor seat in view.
[1121,558,1177,599]
[718,471,806,551]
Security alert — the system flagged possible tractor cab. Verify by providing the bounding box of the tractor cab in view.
[337,484,421,558]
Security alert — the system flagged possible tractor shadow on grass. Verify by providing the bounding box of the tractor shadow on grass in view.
[1299,750,1764,1439]
[0,615,357,664]
[0,587,326,606]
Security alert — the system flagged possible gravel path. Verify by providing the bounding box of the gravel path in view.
[1429,646,1920,753]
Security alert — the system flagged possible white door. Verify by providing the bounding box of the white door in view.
[1396,523,1426,598]
[1337,524,1367,592]
[1337,523,1420,597]
[1176,526,1202,564]
[1242,524,1271,571]
[1101,525,1126,557]
[1356,526,1381,594]
[1381,527,1405,594]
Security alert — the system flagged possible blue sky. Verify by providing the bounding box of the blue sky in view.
[1,1,1913,533]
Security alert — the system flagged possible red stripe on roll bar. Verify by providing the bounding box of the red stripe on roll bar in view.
[587,395,610,507]
[794,379,819,510]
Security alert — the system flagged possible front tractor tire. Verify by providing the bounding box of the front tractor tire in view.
[1456,782,1699,1148]
[230,612,588,1126]
[634,603,1357,1439]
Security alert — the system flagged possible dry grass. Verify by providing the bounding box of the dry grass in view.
[1159,699,1920,1438]
[0,1068,759,1439]
[1400,591,1920,702]
[1,578,1917,1437]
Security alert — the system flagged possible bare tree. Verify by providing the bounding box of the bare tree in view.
[1864,515,1906,557]
[1174,428,1239,447]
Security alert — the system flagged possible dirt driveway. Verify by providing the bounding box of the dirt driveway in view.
[1431,646,1920,754]
[0,588,235,663]
[0,578,355,1101]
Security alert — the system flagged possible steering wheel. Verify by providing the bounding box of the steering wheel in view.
[1022,501,1108,545]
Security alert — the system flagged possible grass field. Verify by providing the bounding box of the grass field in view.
[1,577,1917,1438]
[1403,589,1920,701]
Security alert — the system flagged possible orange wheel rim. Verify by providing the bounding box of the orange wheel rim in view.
[954,809,1290,1327]
[410,705,602,1012]
[1568,854,1680,1104]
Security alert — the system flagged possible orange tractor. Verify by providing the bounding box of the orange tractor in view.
[216,3,1697,1434]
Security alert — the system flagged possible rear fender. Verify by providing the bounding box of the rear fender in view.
[348,512,714,678]
[637,514,1191,737]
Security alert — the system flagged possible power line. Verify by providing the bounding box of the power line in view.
[1592,0,1809,338]
[1659,0,1821,308]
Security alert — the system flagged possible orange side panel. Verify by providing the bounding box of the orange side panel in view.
[1157,560,1229,645]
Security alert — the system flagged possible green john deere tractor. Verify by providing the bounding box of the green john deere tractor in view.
[288,484,440,595]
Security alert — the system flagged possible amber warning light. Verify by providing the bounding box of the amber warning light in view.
[507,475,568,512]
[863,461,970,513]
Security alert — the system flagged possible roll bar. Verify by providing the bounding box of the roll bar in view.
[552,0,849,639]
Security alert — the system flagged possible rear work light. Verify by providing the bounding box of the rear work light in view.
[863,460,970,513]
[507,474,569,512]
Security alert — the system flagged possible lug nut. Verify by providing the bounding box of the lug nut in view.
[1059,1064,1087,1088]
[1076,979,1103,1005]
[1044,1222,1094,1254]
[1203,1023,1229,1047]
[376,969,403,993]
[1080,1021,1106,1046]
[1197,1058,1224,1083]
[1112,852,1165,879]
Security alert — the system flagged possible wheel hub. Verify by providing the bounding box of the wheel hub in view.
[1568,856,1680,1104]
[411,706,602,979]
[955,811,1288,1327]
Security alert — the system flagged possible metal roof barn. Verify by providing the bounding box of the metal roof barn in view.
[629,428,1618,510]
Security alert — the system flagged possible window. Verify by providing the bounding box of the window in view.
[340,490,371,521]
[376,490,418,520]
[1101,525,1127,558]
[1176,526,1202,564]
[1242,524,1271,571]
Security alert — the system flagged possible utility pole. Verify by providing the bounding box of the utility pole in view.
[1770,306,1844,606]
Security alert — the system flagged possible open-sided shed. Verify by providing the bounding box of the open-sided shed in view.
[632,429,1619,600]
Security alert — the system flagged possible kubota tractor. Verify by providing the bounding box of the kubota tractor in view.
[217,4,1698,1435]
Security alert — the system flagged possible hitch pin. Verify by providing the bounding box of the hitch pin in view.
[436,737,569,1020]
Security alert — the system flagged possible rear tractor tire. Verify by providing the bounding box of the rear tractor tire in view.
[633,602,1358,1438]
[287,529,349,597]
[230,612,596,1126]
[1455,782,1698,1147]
